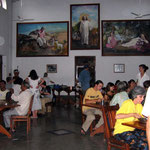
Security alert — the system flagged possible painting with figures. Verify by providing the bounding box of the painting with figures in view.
[17,21,69,57]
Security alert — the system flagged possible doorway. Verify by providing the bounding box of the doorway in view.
[75,56,96,87]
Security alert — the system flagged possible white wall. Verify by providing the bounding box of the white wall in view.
[0,0,12,78]
[11,0,150,86]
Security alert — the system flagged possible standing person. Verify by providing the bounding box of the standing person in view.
[26,70,44,118]
[80,16,90,45]
[81,80,104,136]
[136,64,149,87]
[78,65,91,95]
[114,86,148,150]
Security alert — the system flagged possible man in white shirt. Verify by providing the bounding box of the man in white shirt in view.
[142,87,150,149]
[3,81,33,129]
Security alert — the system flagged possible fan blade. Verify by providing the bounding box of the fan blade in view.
[142,14,150,17]
[131,12,139,16]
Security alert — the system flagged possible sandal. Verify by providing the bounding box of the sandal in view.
[81,128,86,135]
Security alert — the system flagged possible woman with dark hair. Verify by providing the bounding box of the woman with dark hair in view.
[110,81,129,107]
[114,86,148,150]
[136,64,149,87]
[127,79,136,93]
[26,70,44,118]
[104,82,115,103]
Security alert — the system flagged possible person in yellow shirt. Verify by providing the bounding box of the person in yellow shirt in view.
[81,80,104,135]
[114,86,148,150]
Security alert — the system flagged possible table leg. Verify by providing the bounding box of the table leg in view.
[0,125,12,138]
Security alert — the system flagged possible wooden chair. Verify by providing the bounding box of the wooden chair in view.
[79,93,100,133]
[102,104,130,150]
[10,95,34,134]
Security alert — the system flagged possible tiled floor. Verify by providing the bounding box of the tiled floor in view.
[0,105,114,150]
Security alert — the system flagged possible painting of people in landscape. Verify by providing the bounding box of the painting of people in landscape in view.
[102,20,150,56]
[70,3,100,50]
[17,21,69,57]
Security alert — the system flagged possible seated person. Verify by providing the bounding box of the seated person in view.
[110,81,129,107]
[6,76,12,90]
[81,80,104,136]
[114,86,148,150]
[0,80,9,101]
[104,82,115,103]
[3,81,33,130]
[12,69,23,84]
[143,80,150,91]
[39,81,52,114]
[127,79,136,93]
[12,77,23,96]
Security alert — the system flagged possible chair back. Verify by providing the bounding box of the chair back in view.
[102,104,119,139]
[79,91,84,110]
[27,95,34,117]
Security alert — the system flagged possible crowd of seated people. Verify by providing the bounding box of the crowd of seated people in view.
[1,67,150,149]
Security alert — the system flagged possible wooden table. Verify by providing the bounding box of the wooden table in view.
[82,103,102,109]
[0,103,20,138]
[122,121,146,131]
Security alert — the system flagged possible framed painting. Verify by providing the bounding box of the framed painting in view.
[102,19,150,56]
[114,64,125,73]
[70,3,100,50]
[17,21,69,57]
[47,64,57,73]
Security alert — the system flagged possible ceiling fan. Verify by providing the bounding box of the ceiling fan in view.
[131,12,150,18]
[130,0,150,19]
[12,0,34,22]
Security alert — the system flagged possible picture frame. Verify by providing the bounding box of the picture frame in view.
[102,19,150,56]
[114,64,125,73]
[17,21,69,57]
[47,64,57,73]
[70,3,100,50]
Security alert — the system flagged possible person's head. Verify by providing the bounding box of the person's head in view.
[115,80,120,86]
[21,80,30,91]
[13,69,19,77]
[0,80,6,90]
[129,86,146,104]
[84,65,89,70]
[44,72,48,77]
[94,80,103,91]
[128,79,136,89]
[139,64,149,73]
[82,16,88,21]
[106,82,115,92]
[117,81,127,93]
[143,80,150,90]
[28,70,38,80]
[6,76,12,83]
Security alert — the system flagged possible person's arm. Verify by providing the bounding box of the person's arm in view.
[116,113,141,119]
[85,98,103,104]
[146,116,150,149]
[37,78,45,88]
